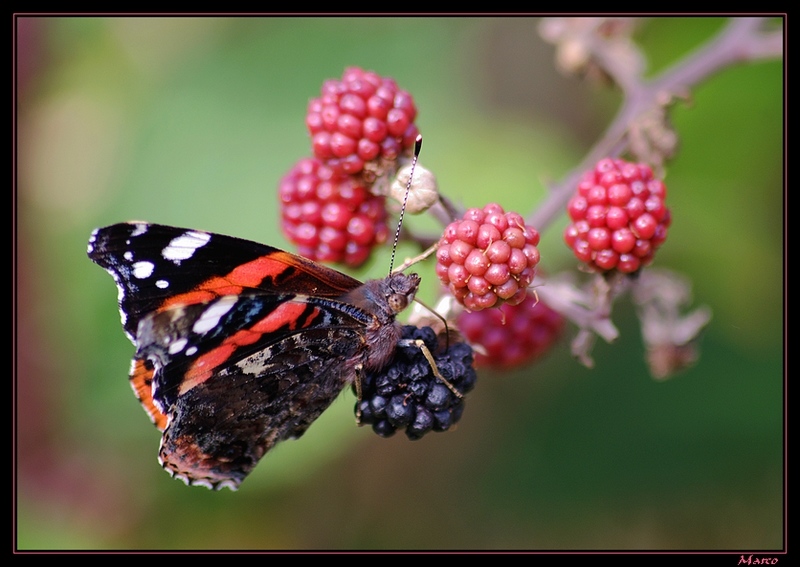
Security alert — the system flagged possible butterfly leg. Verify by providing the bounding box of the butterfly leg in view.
[398,338,464,399]
[353,362,365,425]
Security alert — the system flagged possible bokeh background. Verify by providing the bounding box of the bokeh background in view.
[15,16,784,550]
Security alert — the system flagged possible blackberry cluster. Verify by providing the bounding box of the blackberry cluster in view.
[564,158,670,274]
[356,326,477,440]
[306,66,420,179]
[280,67,421,267]
[278,157,389,267]
[436,203,541,311]
[457,293,564,369]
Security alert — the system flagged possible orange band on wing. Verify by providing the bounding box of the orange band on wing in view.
[160,255,294,310]
[228,254,293,286]
[179,302,321,395]
[130,358,168,431]
[180,344,237,394]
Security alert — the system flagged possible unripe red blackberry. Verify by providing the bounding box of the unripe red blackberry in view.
[355,325,477,440]
[457,293,564,369]
[306,67,420,180]
[279,156,389,267]
[436,203,541,311]
[564,158,671,274]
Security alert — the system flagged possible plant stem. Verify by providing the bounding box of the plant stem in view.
[529,16,782,233]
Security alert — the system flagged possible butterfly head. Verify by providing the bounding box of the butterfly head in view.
[385,272,421,314]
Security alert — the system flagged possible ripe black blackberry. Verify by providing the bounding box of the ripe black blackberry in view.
[355,325,477,440]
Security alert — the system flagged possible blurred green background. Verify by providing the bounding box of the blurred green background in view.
[16,17,783,550]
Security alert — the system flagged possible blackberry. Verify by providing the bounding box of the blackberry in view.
[356,325,477,440]
[564,158,671,274]
[436,203,541,311]
[457,293,564,369]
[306,66,419,181]
[278,156,389,267]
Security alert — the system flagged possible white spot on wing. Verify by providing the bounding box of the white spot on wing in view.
[132,261,154,279]
[156,279,169,289]
[235,344,276,377]
[168,337,188,355]
[162,230,211,264]
[151,374,163,410]
[192,296,237,335]
[87,230,97,253]
[217,480,238,491]
[130,223,148,237]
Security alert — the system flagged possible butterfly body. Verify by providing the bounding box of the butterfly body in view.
[87,222,419,490]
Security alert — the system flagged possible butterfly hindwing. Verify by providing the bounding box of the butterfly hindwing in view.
[136,294,369,489]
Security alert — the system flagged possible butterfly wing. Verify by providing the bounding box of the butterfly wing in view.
[87,222,373,489]
[87,222,364,342]
[136,293,370,490]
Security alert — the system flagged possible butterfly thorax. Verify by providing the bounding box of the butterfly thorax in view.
[338,272,421,372]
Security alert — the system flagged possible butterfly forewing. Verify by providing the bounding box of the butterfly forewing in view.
[87,222,364,341]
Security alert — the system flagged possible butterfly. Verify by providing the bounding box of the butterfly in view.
[87,222,420,490]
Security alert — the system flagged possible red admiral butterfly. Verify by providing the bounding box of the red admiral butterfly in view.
[87,222,420,490]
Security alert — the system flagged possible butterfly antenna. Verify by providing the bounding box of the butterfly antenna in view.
[388,134,423,276]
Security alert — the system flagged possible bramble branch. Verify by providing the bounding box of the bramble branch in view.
[531,16,783,232]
